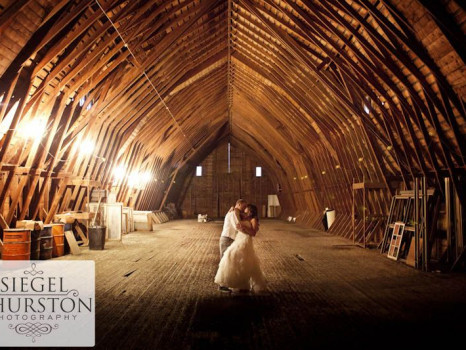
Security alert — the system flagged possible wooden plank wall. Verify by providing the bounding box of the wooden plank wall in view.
[177,143,276,218]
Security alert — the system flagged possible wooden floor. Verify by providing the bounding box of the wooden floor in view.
[56,219,465,349]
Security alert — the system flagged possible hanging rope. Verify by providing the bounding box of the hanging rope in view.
[94,0,192,145]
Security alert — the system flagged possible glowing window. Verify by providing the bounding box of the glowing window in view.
[196,166,202,176]
[256,167,262,177]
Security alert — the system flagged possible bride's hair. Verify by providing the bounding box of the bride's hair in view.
[247,204,259,221]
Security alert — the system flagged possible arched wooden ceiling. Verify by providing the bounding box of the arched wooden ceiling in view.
[0,0,464,224]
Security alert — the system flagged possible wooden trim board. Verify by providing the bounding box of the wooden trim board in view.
[65,231,82,255]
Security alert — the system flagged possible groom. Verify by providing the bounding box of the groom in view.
[218,199,247,292]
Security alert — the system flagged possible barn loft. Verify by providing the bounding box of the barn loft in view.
[0,0,465,348]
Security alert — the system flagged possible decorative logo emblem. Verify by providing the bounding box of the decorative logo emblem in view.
[23,263,43,277]
[0,260,95,347]
[9,323,59,343]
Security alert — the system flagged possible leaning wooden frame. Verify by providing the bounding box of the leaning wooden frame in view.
[387,222,406,261]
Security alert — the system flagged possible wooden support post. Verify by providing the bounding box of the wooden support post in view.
[379,196,395,253]
[0,212,8,250]
[454,189,464,259]
[422,177,429,271]
[41,208,48,221]
[445,177,452,263]
[159,168,179,211]
[0,69,30,164]
[363,184,366,248]
[45,178,68,223]
[352,178,355,245]
[0,214,9,229]
[415,177,420,269]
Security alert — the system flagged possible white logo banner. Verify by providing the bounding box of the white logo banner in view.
[0,260,95,347]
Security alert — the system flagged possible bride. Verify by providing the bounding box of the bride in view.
[214,204,266,292]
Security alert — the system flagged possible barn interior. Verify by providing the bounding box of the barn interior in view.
[0,0,465,349]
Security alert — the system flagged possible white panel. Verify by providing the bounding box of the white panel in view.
[326,210,336,228]
[105,203,123,240]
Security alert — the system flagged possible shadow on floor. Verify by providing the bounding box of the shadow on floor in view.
[186,292,466,350]
[187,294,278,349]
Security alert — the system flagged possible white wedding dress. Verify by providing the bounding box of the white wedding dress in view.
[214,221,266,292]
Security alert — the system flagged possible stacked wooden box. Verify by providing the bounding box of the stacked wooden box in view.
[133,211,170,231]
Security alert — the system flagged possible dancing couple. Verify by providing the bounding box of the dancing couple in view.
[214,199,266,293]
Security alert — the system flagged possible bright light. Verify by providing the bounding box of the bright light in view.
[127,170,151,189]
[256,166,262,177]
[112,165,125,182]
[0,100,19,137]
[196,166,202,176]
[140,171,152,184]
[18,118,46,140]
[79,96,86,107]
[128,171,139,188]
[86,101,92,111]
[80,139,95,155]
[363,104,370,114]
